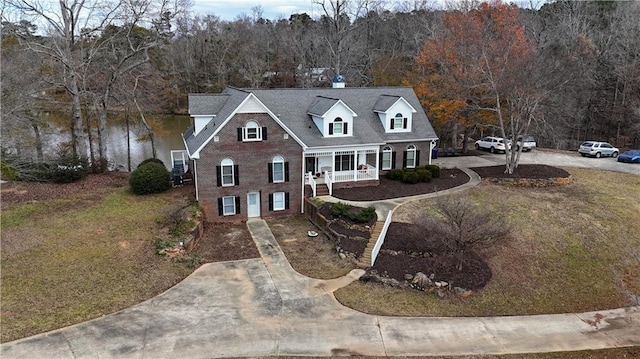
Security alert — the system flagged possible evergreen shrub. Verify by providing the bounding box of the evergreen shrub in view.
[130,162,171,195]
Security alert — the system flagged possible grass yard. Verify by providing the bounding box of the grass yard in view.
[0,176,196,343]
[334,168,640,316]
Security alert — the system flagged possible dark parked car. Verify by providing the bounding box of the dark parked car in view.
[617,149,640,163]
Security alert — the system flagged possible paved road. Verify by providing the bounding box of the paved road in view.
[434,149,640,176]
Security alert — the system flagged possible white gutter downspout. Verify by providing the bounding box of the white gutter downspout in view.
[300,151,305,214]
[193,160,199,201]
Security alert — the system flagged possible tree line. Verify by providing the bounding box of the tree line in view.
[2,0,639,173]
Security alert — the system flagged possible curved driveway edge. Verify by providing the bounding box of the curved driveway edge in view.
[2,218,639,358]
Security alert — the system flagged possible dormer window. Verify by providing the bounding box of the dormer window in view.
[329,117,348,136]
[374,95,416,133]
[239,120,267,142]
[391,113,408,130]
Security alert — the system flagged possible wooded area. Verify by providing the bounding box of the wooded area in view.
[2,0,639,171]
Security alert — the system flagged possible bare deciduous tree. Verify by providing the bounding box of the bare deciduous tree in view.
[411,197,511,270]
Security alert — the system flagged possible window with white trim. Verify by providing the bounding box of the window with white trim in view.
[273,192,285,211]
[221,158,234,186]
[272,156,284,183]
[222,196,236,215]
[393,113,405,130]
[405,145,416,168]
[242,120,262,141]
[329,117,348,136]
[334,154,354,171]
[381,146,393,170]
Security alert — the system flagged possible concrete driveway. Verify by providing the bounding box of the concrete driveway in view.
[2,218,639,359]
[434,149,640,176]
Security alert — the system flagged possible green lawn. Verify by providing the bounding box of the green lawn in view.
[1,185,195,343]
[333,168,640,316]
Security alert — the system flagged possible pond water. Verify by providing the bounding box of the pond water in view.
[33,114,191,171]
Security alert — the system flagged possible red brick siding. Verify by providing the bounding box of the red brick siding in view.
[196,113,303,223]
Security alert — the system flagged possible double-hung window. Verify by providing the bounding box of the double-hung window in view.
[381,146,393,170]
[222,196,236,215]
[216,158,238,187]
[405,145,417,168]
[272,156,284,182]
[269,192,289,211]
[268,156,289,183]
[273,192,285,210]
[329,117,348,136]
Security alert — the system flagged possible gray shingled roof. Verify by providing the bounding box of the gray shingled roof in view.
[307,96,341,117]
[184,86,438,155]
[373,94,402,112]
[184,88,250,155]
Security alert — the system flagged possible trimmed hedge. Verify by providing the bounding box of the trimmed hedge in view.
[130,162,171,195]
[331,202,376,223]
[137,158,165,169]
[425,164,441,178]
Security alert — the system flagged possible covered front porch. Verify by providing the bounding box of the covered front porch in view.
[304,146,379,196]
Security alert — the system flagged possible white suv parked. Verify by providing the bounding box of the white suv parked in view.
[516,135,536,152]
[578,141,619,158]
[475,136,510,153]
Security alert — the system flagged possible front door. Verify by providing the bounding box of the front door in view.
[305,157,316,175]
[247,192,260,218]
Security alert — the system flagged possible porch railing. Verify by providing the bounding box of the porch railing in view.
[307,172,317,197]
[325,172,333,196]
[371,211,393,266]
[331,163,378,182]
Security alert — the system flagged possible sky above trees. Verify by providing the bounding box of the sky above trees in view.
[193,0,543,21]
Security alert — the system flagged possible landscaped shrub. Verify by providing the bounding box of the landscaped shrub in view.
[137,158,165,169]
[385,169,404,180]
[130,162,171,195]
[426,164,441,178]
[48,145,89,183]
[50,157,89,183]
[330,201,351,217]
[401,170,421,184]
[353,206,377,223]
[416,168,433,182]
[0,161,17,181]
[330,202,377,223]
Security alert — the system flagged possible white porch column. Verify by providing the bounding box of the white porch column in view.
[331,151,336,181]
[353,149,358,181]
[375,149,380,180]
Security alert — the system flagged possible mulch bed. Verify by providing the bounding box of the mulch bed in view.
[372,222,492,291]
[471,164,571,179]
[332,168,469,201]
[328,164,569,293]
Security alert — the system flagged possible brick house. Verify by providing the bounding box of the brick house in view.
[182,78,439,222]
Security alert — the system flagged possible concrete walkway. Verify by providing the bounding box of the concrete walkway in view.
[2,159,639,358]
